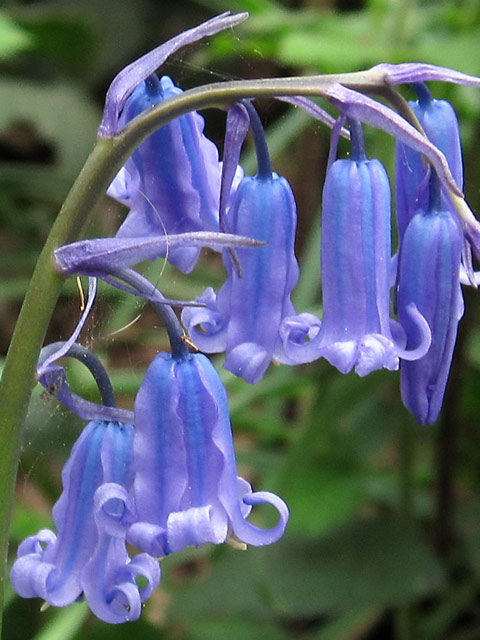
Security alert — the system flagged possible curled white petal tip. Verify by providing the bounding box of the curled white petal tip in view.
[396,303,432,362]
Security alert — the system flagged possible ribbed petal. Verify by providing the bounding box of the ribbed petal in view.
[195,355,289,546]
[323,84,462,200]
[398,209,463,424]
[312,158,400,374]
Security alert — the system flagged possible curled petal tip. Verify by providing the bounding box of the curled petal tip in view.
[395,303,432,362]
[229,491,289,547]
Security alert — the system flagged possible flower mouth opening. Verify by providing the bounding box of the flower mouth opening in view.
[103,498,126,520]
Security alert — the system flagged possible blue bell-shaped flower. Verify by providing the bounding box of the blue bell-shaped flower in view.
[108,75,222,273]
[397,188,464,424]
[282,120,430,375]
[10,420,160,623]
[125,352,289,556]
[182,102,317,383]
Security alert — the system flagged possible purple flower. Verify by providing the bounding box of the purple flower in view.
[395,85,464,241]
[182,172,314,383]
[10,421,160,623]
[125,351,289,556]
[281,123,430,375]
[397,205,464,424]
[108,75,222,273]
[99,12,248,137]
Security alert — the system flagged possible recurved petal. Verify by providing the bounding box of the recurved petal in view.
[81,536,152,624]
[181,287,228,353]
[278,312,323,365]
[99,12,248,136]
[10,546,56,600]
[224,342,271,384]
[226,489,290,547]
[167,505,228,553]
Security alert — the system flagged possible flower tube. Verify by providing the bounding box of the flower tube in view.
[182,102,318,383]
[10,420,160,623]
[282,120,430,375]
[108,74,222,273]
[126,351,289,556]
[397,198,464,424]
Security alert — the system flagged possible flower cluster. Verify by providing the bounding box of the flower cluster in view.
[12,10,480,624]
[11,337,288,622]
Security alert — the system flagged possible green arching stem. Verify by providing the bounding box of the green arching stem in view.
[0,65,462,633]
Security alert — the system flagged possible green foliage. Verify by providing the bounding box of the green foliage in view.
[0,13,31,59]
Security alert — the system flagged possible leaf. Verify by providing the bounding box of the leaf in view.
[32,602,89,640]
[277,460,368,537]
[262,517,445,616]
[182,617,289,640]
[0,12,31,59]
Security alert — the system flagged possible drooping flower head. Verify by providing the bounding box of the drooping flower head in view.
[182,102,318,383]
[108,74,222,273]
[126,350,289,556]
[281,120,430,375]
[397,181,464,425]
[11,343,159,623]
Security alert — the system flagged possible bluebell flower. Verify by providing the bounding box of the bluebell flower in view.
[182,103,318,383]
[395,84,464,241]
[125,351,289,556]
[397,200,464,424]
[99,12,247,137]
[182,172,310,383]
[10,420,160,623]
[108,74,222,273]
[281,121,430,375]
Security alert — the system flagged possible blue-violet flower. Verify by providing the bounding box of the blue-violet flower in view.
[182,103,317,383]
[397,200,463,424]
[126,352,289,555]
[108,74,221,273]
[281,121,430,375]
[395,84,463,241]
[10,420,160,623]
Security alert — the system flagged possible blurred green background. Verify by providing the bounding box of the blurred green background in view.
[2,0,480,638]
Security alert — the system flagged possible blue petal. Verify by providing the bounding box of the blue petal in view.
[398,209,463,424]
